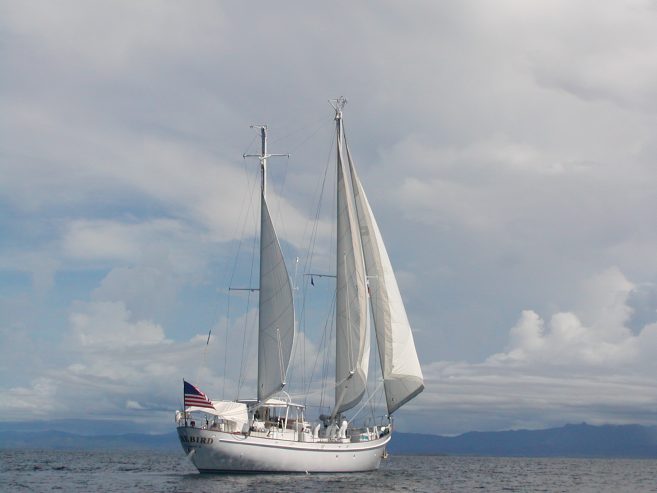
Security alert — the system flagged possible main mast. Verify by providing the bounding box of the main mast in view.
[332,97,371,418]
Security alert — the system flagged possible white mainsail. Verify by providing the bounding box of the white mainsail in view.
[257,192,295,402]
[334,116,370,415]
[346,144,424,415]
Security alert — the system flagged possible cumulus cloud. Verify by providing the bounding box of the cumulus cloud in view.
[70,300,169,348]
[0,242,221,423]
[415,268,657,433]
[0,298,215,423]
[0,378,60,417]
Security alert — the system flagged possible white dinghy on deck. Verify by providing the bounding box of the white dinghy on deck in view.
[176,98,422,473]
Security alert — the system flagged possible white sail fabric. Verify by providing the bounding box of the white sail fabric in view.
[258,193,295,402]
[334,127,370,415]
[346,145,424,415]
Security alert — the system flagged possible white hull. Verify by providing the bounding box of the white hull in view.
[177,426,390,473]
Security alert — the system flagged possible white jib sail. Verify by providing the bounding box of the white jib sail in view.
[334,124,370,415]
[346,145,424,415]
[258,193,295,402]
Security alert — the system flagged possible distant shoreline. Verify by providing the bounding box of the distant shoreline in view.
[2,423,657,458]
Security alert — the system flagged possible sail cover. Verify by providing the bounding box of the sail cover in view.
[258,194,295,402]
[334,125,370,415]
[346,145,424,415]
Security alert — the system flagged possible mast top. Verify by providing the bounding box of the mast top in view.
[330,97,347,121]
[243,124,288,196]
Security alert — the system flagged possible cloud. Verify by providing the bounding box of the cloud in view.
[0,299,214,423]
[0,254,220,422]
[91,266,179,322]
[414,267,657,433]
[525,1,657,112]
[3,1,657,435]
[60,218,210,272]
[126,400,145,410]
[70,300,169,348]
[0,378,60,417]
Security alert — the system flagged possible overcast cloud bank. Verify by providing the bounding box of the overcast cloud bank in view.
[2,1,657,434]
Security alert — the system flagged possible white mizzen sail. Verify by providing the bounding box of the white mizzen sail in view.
[346,143,424,415]
[257,194,295,402]
[334,112,370,415]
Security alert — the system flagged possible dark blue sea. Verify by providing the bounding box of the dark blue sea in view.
[2,449,656,492]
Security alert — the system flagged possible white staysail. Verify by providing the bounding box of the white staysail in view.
[258,192,295,402]
[334,117,370,415]
[346,144,424,415]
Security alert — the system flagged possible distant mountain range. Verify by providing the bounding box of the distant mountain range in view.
[2,423,657,458]
[388,423,657,458]
[0,429,178,451]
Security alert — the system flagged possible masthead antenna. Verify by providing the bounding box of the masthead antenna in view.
[329,97,347,120]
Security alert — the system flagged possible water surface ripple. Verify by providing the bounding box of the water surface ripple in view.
[2,449,655,492]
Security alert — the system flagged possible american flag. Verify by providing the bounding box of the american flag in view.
[183,380,215,409]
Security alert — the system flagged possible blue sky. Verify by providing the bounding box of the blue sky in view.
[2,0,657,435]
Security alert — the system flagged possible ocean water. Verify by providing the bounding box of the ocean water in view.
[2,449,656,492]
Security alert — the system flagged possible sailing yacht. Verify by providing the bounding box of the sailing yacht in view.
[175,98,423,473]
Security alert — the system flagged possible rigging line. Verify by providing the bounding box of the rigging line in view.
[366,322,382,423]
[347,380,384,425]
[288,119,332,155]
[223,164,260,397]
[218,140,261,304]
[262,128,291,250]
[327,132,337,299]
[276,117,330,221]
[272,155,291,247]
[227,160,261,290]
[197,329,211,385]
[319,293,336,412]
[195,143,260,391]
[303,289,336,401]
[317,292,334,409]
[291,266,310,396]
[298,147,334,299]
[365,363,377,426]
[268,115,327,148]
[242,131,259,158]
[225,145,261,296]
[296,127,336,397]
[293,367,354,403]
[222,293,231,400]
[374,385,384,418]
[219,158,260,394]
[259,122,320,249]
[343,253,355,374]
[292,364,358,408]
[237,217,259,400]
[287,258,303,394]
[317,132,339,411]
[298,125,336,280]
[276,327,285,386]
